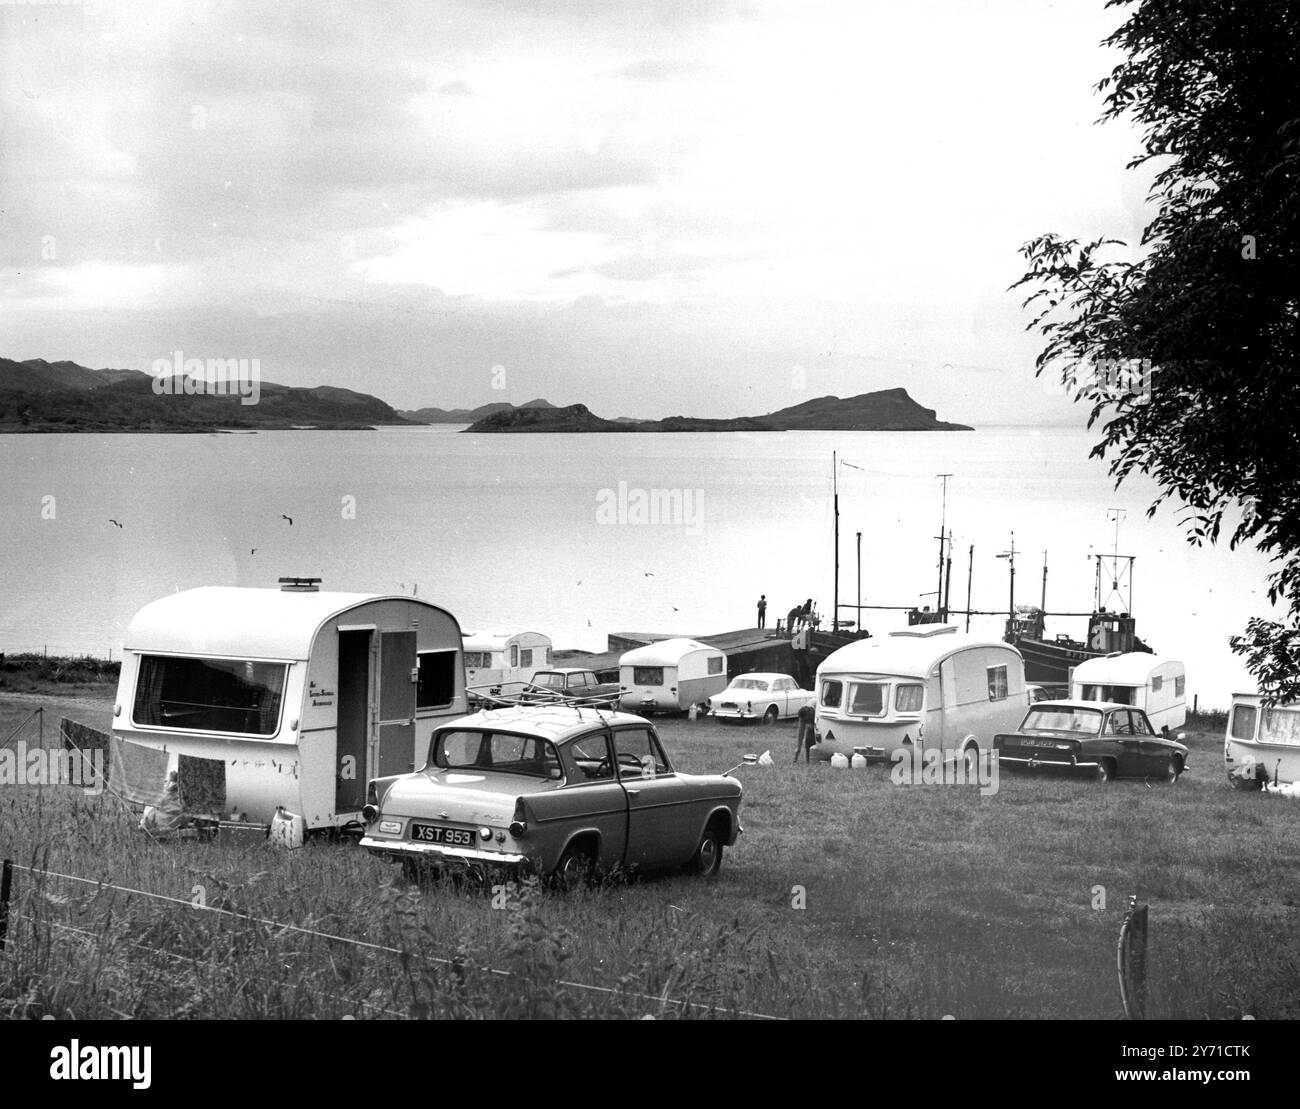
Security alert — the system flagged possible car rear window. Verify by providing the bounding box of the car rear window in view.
[432,730,560,777]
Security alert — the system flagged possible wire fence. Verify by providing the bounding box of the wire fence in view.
[0,860,780,1020]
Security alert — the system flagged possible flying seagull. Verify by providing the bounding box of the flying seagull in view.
[281,514,293,526]
[250,548,258,555]
[644,571,654,577]
[108,519,123,528]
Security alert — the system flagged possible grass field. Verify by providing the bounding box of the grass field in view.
[2,689,1298,1019]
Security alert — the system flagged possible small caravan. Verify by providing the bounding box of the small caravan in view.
[112,581,467,832]
[618,637,728,713]
[1070,652,1186,733]
[813,625,1027,765]
[462,631,552,689]
[1224,693,1300,790]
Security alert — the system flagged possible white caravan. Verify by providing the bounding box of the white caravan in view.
[813,625,1027,766]
[1070,652,1186,733]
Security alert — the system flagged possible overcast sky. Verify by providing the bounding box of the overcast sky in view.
[1,0,1154,423]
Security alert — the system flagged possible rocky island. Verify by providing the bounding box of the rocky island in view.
[461,387,971,433]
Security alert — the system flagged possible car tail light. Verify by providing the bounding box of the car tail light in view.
[509,800,527,839]
[361,803,379,824]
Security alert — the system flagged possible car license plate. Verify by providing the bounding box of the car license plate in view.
[410,823,476,846]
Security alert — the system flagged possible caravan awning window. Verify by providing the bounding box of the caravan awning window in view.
[633,667,665,686]
[133,655,287,737]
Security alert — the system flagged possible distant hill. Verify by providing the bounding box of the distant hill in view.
[464,386,969,433]
[400,398,557,423]
[764,388,972,431]
[0,357,414,432]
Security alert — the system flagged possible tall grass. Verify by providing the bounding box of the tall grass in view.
[2,699,1298,1018]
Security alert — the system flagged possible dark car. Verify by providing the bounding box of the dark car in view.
[994,699,1189,783]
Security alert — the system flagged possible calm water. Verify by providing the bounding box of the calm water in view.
[0,425,1277,709]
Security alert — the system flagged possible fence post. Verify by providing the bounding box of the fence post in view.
[0,858,12,952]
[1118,897,1148,1020]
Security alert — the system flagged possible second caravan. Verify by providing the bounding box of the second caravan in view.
[813,625,1027,766]
[618,638,728,713]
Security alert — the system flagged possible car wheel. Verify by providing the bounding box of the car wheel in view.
[763,705,779,725]
[689,820,724,877]
[553,842,595,891]
[962,743,979,776]
[1095,759,1114,784]
[1164,758,1183,784]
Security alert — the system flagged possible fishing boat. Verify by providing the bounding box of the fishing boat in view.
[1002,552,1152,685]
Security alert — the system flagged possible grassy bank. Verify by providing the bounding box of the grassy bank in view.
[1,697,1296,1019]
[0,652,120,696]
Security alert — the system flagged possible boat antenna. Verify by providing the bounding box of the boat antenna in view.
[936,474,952,617]
[995,532,1017,619]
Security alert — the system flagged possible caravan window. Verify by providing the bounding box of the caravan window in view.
[133,655,287,737]
[634,667,664,686]
[846,682,886,717]
[1262,708,1300,746]
[987,665,1008,701]
[463,652,491,669]
[1175,675,1185,697]
[895,683,924,712]
[520,649,533,669]
[707,656,723,675]
[1151,675,1163,693]
[417,651,456,709]
[510,645,519,668]
[1230,705,1257,741]
[820,679,842,708]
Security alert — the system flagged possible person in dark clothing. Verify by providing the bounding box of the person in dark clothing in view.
[794,703,816,763]
[786,605,801,636]
[800,599,813,627]
[757,594,767,628]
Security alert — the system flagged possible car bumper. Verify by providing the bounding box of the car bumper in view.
[996,753,1096,772]
[710,707,758,720]
[359,835,529,868]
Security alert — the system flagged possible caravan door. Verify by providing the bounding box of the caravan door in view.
[377,631,417,776]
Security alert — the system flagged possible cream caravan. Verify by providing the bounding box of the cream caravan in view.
[1224,694,1300,790]
[1070,652,1186,733]
[462,631,552,689]
[618,638,728,713]
[112,581,467,832]
[813,625,1027,766]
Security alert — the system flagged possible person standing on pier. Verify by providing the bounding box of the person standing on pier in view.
[756,594,767,628]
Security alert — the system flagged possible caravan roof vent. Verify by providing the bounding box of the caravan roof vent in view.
[278,577,322,592]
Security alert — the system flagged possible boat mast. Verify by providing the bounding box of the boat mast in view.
[832,451,839,633]
[965,543,974,632]
[856,530,862,632]
[936,474,952,619]
[1040,550,1048,610]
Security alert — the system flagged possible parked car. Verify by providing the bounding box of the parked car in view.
[520,667,623,707]
[707,673,815,723]
[359,705,744,884]
[993,700,1189,783]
